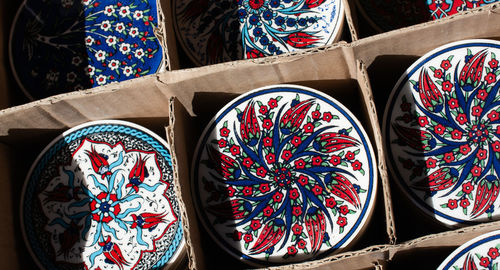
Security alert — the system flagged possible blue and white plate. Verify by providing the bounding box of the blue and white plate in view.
[10,0,165,100]
[21,120,184,270]
[192,84,377,265]
[383,39,500,227]
[174,0,345,65]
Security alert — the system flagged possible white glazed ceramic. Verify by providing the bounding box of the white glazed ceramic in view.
[21,120,184,270]
[383,39,500,227]
[191,84,377,265]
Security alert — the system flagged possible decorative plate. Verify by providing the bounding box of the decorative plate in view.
[21,120,184,270]
[354,0,499,32]
[437,230,500,269]
[192,85,377,265]
[383,39,500,227]
[173,0,344,66]
[10,0,164,100]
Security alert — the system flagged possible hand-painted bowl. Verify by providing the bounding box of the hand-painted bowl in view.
[173,0,345,66]
[354,0,499,32]
[10,0,165,100]
[192,84,377,265]
[437,230,500,269]
[383,39,500,227]
[21,120,184,270]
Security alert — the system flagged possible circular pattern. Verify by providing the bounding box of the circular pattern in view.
[10,0,164,100]
[174,0,344,66]
[437,230,500,269]
[192,85,377,265]
[355,0,499,32]
[384,39,500,227]
[21,120,184,270]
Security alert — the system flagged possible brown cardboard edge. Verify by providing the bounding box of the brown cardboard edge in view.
[160,0,180,70]
[342,0,359,41]
[165,98,194,269]
[386,221,500,264]
[156,42,357,115]
[356,60,396,244]
[155,0,171,71]
[352,3,500,67]
[169,97,203,269]
[266,244,392,270]
[0,74,173,141]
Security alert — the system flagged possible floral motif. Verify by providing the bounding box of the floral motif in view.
[385,41,500,225]
[174,0,343,65]
[193,86,376,264]
[38,139,177,269]
[23,121,183,270]
[10,0,163,99]
[427,0,500,20]
[438,230,500,270]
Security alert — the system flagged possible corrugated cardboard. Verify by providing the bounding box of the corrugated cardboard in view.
[1,1,500,269]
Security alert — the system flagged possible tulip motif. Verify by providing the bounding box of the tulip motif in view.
[99,236,129,270]
[392,123,436,151]
[206,199,252,221]
[286,32,320,48]
[250,219,286,254]
[126,155,149,193]
[471,177,500,218]
[313,132,360,153]
[240,101,261,147]
[280,98,314,134]
[326,173,361,208]
[459,49,487,91]
[86,147,112,179]
[131,212,166,231]
[418,68,444,112]
[304,207,326,253]
[412,167,459,192]
[207,145,241,180]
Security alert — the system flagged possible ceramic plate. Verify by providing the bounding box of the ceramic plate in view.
[354,0,499,32]
[174,0,345,66]
[10,0,164,100]
[383,39,500,227]
[192,84,377,265]
[437,230,500,269]
[21,120,184,270]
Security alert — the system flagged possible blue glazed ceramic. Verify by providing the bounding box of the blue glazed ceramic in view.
[10,0,165,100]
[174,0,345,66]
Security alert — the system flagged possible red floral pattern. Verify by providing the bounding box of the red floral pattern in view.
[387,42,500,225]
[195,88,375,263]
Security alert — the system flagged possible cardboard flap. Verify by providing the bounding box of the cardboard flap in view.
[157,44,357,115]
[352,4,500,67]
[356,60,396,244]
[0,74,173,142]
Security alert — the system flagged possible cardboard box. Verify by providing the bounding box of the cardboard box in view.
[2,1,500,269]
